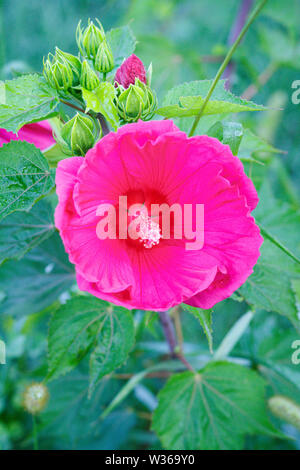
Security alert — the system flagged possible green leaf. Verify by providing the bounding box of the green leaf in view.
[43,143,69,168]
[0,197,55,265]
[47,296,135,390]
[239,183,300,327]
[258,224,300,266]
[38,372,135,450]
[207,121,243,155]
[0,232,74,317]
[156,80,266,118]
[237,311,300,402]
[82,82,119,131]
[238,128,284,163]
[152,362,283,450]
[89,304,135,394]
[106,25,137,67]
[0,141,55,221]
[183,305,213,353]
[0,74,59,132]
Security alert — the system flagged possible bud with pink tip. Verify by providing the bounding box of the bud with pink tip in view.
[114,54,147,89]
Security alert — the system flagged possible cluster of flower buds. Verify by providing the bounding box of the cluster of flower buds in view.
[42,18,158,154]
[44,19,115,95]
[114,55,156,123]
[54,112,101,156]
[76,19,114,75]
[43,48,81,91]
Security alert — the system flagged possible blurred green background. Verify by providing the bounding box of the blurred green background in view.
[0,0,300,451]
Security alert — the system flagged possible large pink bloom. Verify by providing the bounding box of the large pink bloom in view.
[0,121,55,150]
[55,120,263,311]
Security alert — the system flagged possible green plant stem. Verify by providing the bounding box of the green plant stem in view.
[60,99,85,113]
[32,415,39,450]
[158,310,195,372]
[189,0,268,137]
[102,72,107,81]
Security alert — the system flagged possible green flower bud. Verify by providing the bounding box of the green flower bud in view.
[43,53,73,91]
[116,78,157,123]
[23,383,49,415]
[268,395,300,430]
[76,19,105,60]
[94,40,114,74]
[55,48,81,86]
[55,113,101,156]
[80,60,100,91]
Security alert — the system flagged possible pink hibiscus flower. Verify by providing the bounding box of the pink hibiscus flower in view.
[114,54,147,89]
[0,121,55,150]
[55,120,263,311]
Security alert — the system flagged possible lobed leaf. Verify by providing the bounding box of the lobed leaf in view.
[239,183,300,328]
[0,74,59,133]
[47,296,135,392]
[106,25,137,67]
[152,362,283,450]
[156,80,266,118]
[0,232,75,317]
[0,141,55,221]
[183,305,213,353]
[0,197,55,265]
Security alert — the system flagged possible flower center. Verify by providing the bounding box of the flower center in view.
[135,211,162,249]
[121,188,167,250]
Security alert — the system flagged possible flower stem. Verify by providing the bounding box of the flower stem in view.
[158,310,177,355]
[189,0,268,137]
[97,113,110,136]
[223,0,255,89]
[158,310,194,372]
[60,99,85,114]
[32,415,39,450]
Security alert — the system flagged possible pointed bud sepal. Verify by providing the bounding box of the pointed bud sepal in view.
[76,19,105,59]
[116,78,157,123]
[43,53,73,91]
[55,113,101,156]
[55,48,81,87]
[80,60,100,91]
[94,40,114,74]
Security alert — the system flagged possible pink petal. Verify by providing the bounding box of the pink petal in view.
[0,121,55,150]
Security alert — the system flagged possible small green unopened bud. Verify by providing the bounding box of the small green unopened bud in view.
[94,40,114,74]
[76,19,105,60]
[268,395,300,430]
[56,113,101,156]
[43,53,73,91]
[55,48,81,87]
[116,78,157,123]
[80,60,100,91]
[23,383,49,415]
